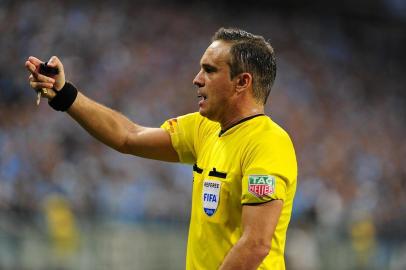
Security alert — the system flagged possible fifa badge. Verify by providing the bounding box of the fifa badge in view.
[202,180,221,216]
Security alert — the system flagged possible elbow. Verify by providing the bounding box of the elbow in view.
[115,137,131,154]
[255,242,272,260]
[115,144,129,154]
[112,134,131,154]
[116,125,146,155]
[115,128,143,156]
[244,237,272,261]
[114,126,140,155]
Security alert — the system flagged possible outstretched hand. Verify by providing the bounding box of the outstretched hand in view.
[25,56,66,100]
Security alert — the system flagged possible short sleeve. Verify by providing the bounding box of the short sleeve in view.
[160,113,199,164]
[241,132,297,205]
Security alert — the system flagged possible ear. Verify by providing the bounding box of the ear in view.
[235,73,252,93]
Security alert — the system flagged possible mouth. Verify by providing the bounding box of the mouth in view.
[197,93,207,107]
[197,94,207,101]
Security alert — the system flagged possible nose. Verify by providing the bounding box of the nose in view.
[193,70,204,88]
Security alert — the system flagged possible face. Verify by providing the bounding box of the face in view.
[193,40,237,122]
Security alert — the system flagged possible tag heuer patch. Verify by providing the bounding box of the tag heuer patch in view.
[202,180,221,216]
[248,175,275,197]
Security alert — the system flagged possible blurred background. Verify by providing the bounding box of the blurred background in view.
[1,0,405,269]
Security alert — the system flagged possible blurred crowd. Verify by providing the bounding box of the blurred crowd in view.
[0,0,405,269]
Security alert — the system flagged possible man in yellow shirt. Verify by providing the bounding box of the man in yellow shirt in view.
[25,28,297,269]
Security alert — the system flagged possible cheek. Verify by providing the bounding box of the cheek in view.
[208,77,233,96]
[213,84,234,102]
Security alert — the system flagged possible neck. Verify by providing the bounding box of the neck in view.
[220,106,264,131]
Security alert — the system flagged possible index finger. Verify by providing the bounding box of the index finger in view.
[27,56,44,66]
[25,60,37,73]
[25,61,55,84]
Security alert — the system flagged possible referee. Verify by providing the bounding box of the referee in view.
[26,28,297,270]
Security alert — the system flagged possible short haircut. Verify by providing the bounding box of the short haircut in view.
[212,28,277,104]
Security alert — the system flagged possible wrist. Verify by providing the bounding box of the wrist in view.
[48,81,78,111]
[47,89,57,100]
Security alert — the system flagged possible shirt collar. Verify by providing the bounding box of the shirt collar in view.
[218,114,265,137]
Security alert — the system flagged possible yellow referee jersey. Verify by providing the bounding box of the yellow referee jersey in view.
[161,112,297,270]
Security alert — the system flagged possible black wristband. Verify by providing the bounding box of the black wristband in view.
[48,82,78,111]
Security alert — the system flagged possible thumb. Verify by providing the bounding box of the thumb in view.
[47,56,65,74]
[47,56,66,91]
[47,56,60,68]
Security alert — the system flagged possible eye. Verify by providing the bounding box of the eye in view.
[202,64,217,74]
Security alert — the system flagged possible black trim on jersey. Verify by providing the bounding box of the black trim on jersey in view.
[208,168,227,178]
[242,200,276,206]
[218,114,265,137]
[193,164,203,174]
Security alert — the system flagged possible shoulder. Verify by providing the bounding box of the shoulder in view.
[243,116,297,180]
[176,112,209,125]
[164,112,203,133]
[177,112,219,133]
[249,116,293,145]
[243,116,297,167]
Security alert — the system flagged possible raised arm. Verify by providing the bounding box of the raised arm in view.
[25,56,179,162]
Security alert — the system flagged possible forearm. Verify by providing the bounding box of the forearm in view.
[67,92,140,153]
[25,56,178,161]
[220,237,270,270]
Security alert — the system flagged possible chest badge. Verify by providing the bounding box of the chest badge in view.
[202,180,221,216]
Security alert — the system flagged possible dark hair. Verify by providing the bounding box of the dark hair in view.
[212,28,276,104]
